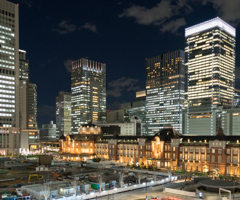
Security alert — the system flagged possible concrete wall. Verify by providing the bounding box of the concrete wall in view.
[164,188,196,197]
[39,155,53,166]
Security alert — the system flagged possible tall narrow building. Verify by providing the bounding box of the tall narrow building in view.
[19,49,39,151]
[56,91,71,137]
[146,50,185,135]
[71,58,106,134]
[0,0,20,155]
[19,49,28,80]
[184,17,236,135]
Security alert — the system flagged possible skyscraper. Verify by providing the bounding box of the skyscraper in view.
[56,91,71,137]
[146,50,185,135]
[184,17,236,135]
[0,0,20,155]
[19,49,28,80]
[19,49,39,151]
[71,58,106,134]
[185,17,235,107]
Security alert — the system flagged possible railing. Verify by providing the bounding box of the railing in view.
[74,176,176,200]
[164,188,196,197]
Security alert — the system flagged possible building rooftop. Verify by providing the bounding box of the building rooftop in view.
[185,17,236,37]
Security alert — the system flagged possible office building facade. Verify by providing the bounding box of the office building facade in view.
[56,91,71,137]
[60,126,240,177]
[19,50,39,151]
[185,17,236,135]
[234,89,240,106]
[0,0,20,156]
[106,109,126,123]
[19,49,28,80]
[40,121,57,141]
[146,50,185,135]
[97,117,142,136]
[119,91,147,135]
[71,58,106,134]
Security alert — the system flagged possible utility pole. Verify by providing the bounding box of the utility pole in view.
[233,178,235,200]
[146,181,148,200]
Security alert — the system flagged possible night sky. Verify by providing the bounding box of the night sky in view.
[10,0,240,127]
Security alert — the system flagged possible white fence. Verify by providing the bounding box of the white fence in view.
[21,177,177,200]
[164,188,196,197]
[128,169,170,176]
[75,177,176,200]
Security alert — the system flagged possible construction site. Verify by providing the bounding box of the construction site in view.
[0,155,174,200]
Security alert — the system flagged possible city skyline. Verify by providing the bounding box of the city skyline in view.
[7,0,240,126]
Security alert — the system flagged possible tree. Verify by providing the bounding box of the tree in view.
[153,174,157,181]
[43,183,50,200]
[167,168,172,179]
[119,171,124,188]
[97,173,103,192]
[42,171,52,183]
[136,173,143,184]
[73,176,78,196]
[131,164,136,169]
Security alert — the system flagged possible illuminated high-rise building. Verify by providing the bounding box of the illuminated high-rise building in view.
[19,49,28,80]
[71,58,106,134]
[56,91,71,137]
[185,17,236,135]
[0,0,20,155]
[19,49,39,151]
[146,50,185,135]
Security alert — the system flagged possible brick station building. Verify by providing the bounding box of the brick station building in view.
[59,122,240,176]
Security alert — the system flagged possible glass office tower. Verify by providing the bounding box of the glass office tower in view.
[146,50,185,135]
[56,91,71,137]
[0,0,20,155]
[71,59,106,134]
[185,17,236,135]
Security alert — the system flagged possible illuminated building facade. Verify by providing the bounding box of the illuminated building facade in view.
[19,50,28,80]
[221,106,240,136]
[234,89,240,106]
[185,17,236,135]
[56,91,71,137]
[60,126,240,176]
[182,105,222,135]
[97,117,142,136]
[146,50,185,135]
[71,59,106,134]
[19,49,39,151]
[0,0,20,155]
[119,91,147,135]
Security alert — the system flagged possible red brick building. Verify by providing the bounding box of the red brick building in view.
[59,123,240,176]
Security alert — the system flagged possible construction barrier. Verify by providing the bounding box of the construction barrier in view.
[164,187,196,197]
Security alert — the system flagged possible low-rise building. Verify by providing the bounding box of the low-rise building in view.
[97,117,141,136]
[59,123,240,176]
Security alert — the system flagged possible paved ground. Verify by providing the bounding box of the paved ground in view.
[87,182,201,200]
